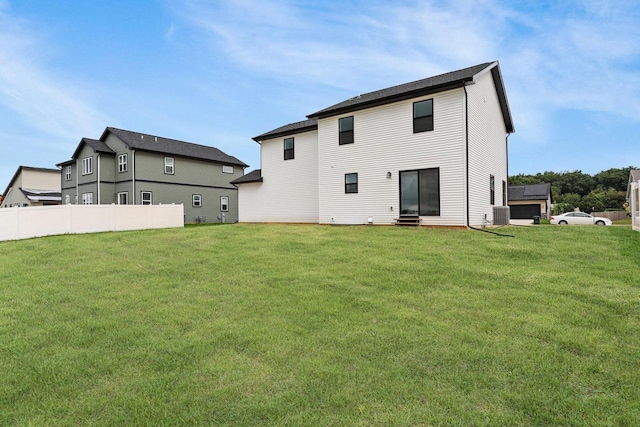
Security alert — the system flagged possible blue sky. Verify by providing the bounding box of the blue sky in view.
[1,0,639,189]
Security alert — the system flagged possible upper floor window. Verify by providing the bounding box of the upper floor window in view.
[220,196,229,212]
[413,99,433,133]
[65,166,71,181]
[165,157,174,174]
[490,175,495,205]
[118,154,128,173]
[222,165,234,174]
[284,137,294,160]
[82,157,93,175]
[193,194,202,207]
[339,116,354,145]
[141,191,152,205]
[345,173,358,194]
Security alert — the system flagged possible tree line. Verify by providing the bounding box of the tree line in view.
[509,166,637,214]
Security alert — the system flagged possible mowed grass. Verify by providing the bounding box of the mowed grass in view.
[1,224,639,426]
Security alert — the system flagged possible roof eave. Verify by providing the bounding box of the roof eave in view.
[252,124,318,142]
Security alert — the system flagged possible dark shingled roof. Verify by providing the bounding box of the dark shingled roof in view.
[253,119,318,142]
[103,127,248,167]
[310,61,514,133]
[71,138,114,160]
[508,183,551,201]
[231,169,263,185]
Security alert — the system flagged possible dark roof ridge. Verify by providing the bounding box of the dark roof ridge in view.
[307,61,495,119]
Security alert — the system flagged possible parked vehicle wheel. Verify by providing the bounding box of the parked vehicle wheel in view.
[559,220,568,225]
[596,220,605,226]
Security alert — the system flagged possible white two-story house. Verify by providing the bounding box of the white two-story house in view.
[232,61,514,227]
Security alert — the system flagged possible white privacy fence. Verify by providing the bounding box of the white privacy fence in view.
[0,204,184,242]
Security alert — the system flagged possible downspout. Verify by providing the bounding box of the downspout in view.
[464,84,470,228]
[75,161,79,204]
[97,154,101,204]
[464,82,513,238]
[132,150,136,204]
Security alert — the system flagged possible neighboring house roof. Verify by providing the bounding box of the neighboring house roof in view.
[102,127,248,167]
[20,188,62,202]
[626,169,640,199]
[253,119,318,142]
[231,169,263,185]
[2,166,61,199]
[306,61,514,133]
[508,183,551,202]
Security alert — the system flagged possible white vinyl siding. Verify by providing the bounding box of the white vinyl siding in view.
[237,129,319,223]
[466,69,508,226]
[318,88,466,225]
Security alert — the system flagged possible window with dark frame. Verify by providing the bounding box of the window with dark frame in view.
[284,137,294,160]
[413,99,434,133]
[490,175,495,205]
[141,191,152,205]
[192,194,202,207]
[339,116,354,145]
[502,180,507,206]
[220,196,229,212]
[345,173,358,193]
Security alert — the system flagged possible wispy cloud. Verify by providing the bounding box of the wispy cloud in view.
[171,0,640,146]
[0,2,111,142]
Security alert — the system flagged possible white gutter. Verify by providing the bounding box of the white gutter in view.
[97,154,101,204]
[132,150,136,204]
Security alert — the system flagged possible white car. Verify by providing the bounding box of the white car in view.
[550,212,612,226]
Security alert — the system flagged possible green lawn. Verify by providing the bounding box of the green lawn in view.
[1,224,639,426]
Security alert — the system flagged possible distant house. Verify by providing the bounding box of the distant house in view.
[233,61,514,226]
[508,183,552,219]
[1,166,61,208]
[627,169,640,232]
[58,127,247,223]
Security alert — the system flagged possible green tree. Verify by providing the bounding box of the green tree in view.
[579,190,606,213]
[594,167,635,192]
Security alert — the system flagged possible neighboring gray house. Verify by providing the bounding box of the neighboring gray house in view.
[508,183,552,219]
[233,61,514,226]
[1,166,61,208]
[58,127,247,223]
[628,169,640,232]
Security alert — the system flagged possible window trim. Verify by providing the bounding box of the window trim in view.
[222,165,234,174]
[65,165,71,181]
[413,99,434,133]
[141,191,152,205]
[81,157,93,175]
[339,116,354,145]
[192,194,202,207]
[81,192,93,205]
[220,196,229,212]
[345,173,358,194]
[118,154,128,173]
[399,167,440,216]
[502,180,507,207]
[490,175,495,205]
[284,137,294,160]
[117,192,128,205]
[165,157,175,175]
